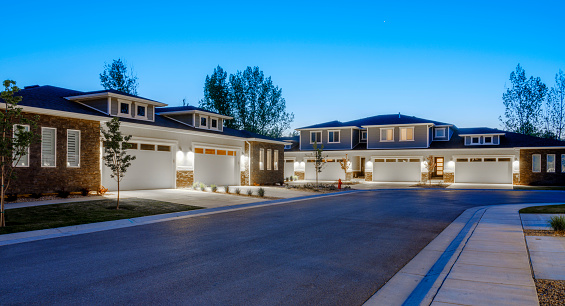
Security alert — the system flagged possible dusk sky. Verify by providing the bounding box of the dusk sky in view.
[2,1,564,133]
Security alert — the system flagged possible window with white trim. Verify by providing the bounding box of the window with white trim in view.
[274,150,278,170]
[484,136,493,144]
[310,131,321,144]
[532,154,541,173]
[562,154,565,173]
[361,130,367,142]
[471,137,480,144]
[328,130,340,143]
[380,128,394,142]
[67,130,80,167]
[267,149,272,170]
[136,104,147,119]
[41,127,56,167]
[547,154,555,173]
[120,101,130,115]
[211,118,218,129]
[400,127,414,141]
[435,128,446,138]
[13,124,30,167]
[200,116,208,128]
[259,148,264,170]
[284,144,291,149]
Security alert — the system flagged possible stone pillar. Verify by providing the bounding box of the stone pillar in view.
[513,173,520,185]
[294,171,305,180]
[365,172,372,181]
[346,172,353,181]
[444,172,454,183]
[176,170,194,188]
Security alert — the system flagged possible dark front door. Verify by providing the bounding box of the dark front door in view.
[434,157,444,178]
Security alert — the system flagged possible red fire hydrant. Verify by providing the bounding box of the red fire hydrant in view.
[338,179,342,190]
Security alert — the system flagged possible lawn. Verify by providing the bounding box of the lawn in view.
[520,204,565,214]
[0,198,202,235]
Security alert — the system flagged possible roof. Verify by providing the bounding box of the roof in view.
[3,85,282,143]
[78,89,161,103]
[297,120,355,130]
[296,114,451,130]
[458,127,507,135]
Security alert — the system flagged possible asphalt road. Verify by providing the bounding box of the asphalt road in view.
[1,189,564,305]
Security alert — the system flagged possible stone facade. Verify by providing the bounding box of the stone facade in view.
[176,170,194,188]
[345,172,353,181]
[294,171,305,180]
[240,142,250,186]
[12,113,101,194]
[513,173,520,185]
[249,141,285,185]
[421,172,428,182]
[443,172,454,183]
[519,149,565,186]
[365,171,372,181]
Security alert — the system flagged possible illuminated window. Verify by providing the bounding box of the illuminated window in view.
[532,154,541,172]
[400,127,414,141]
[547,154,555,173]
[380,128,394,142]
[259,148,264,170]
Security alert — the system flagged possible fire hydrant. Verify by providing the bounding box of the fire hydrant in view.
[338,179,342,190]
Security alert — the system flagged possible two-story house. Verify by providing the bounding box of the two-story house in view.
[282,114,565,186]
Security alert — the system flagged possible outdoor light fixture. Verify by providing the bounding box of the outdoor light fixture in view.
[176,150,184,162]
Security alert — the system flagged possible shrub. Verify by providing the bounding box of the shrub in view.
[258,188,265,197]
[211,184,217,192]
[549,215,565,234]
[247,189,253,196]
[31,192,43,199]
[98,186,108,195]
[6,193,17,202]
[57,190,70,198]
[285,177,289,182]
[192,182,200,190]
[80,188,90,196]
[200,183,206,191]
[235,188,241,195]
[289,176,293,181]
[224,186,230,193]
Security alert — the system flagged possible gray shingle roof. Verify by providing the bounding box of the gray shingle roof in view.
[296,114,451,130]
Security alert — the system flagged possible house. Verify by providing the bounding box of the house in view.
[282,114,565,186]
[3,85,286,193]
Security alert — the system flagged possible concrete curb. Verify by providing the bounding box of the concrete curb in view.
[0,190,359,247]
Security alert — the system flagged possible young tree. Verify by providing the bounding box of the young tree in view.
[547,69,565,140]
[99,58,139,95]
[0,80,40,227]
[338,154,350,181]
[500,64,547,136]
[312,142,326,187]
[100,117,136,210]
[424,155,436,185]
[199,66,235,128]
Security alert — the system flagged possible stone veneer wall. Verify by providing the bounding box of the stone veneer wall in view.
[513,173,520,185]
[443,172,454,183]
[365,171,372,181]
[345,172,352,181]
[240,142,250,186]
[249,141,284,185]
[519,149,565,186]
[12,113,101,194]
[176,170,194,188]
[294,171,305,180]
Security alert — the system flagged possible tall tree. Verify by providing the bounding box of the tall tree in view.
[0,80,40,227]
[99,58,139,95]
[312,142,326,187]
[199,66,235,128]
[546,69,565,140]
[500,64,547,136]
[100,117,136,210]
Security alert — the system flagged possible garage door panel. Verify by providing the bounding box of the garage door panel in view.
[194,154,236,186]
[372,162,420,182]
[284,161,295,178]
[455,162,511,184]
[305,163,345,181]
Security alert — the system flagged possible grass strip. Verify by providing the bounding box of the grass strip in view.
[520,204,565,214]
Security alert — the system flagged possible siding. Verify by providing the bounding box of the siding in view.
[167,114,194,126]
[367,125,429,149]
[148,106,154,121]
[352,129,360,148]
[110,98,118,115]
[82,98,108,113]
[299,128,353,150]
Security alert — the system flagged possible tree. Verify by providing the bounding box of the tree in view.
[338,154,350,181]
[312,142,326,187]
[500,64,547,136]
[546,69,565,140]
[199,66,294,137]
[424,155,436,185]
[99,58,139,95]
[0,80,40,227]
[100,117,136,210]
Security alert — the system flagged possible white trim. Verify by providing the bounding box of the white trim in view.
[41,127,57,168]
[532,154,541,173]
[67,129,81,168]
[380,127,394,142]
[459,133,505,136]
[156,109,233,120]
[131,136,179,146]
[13,124,30,168]
[65,92,168,107]
[435,127,446,138]
[360,130,367,142]
[562,154,565,173]
[483,135,493,144]
[310,131,322,144]
[363,123,434,128]
[469,136,481,145]
[328,130,340,143]
[210,118,219,130]
[267,149,272,170]
[259,148,265,170]
[135,103,148,120]
[198,115,209,129]
[399,127,415,142]
[117,99,132,118]
[76,101,110,115]
[274,149,279,170]
[191,142,240,151]
[547,154,556,173]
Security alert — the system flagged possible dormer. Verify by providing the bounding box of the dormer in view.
[155,106,232,131]
[432,125,453,141]
[66,90,167,122]
[459,128,505,146]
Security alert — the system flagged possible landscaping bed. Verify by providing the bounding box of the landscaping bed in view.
[523,229,565,237]
[536,279,565,306]
[0,198,202,235]
[520,204,565,214]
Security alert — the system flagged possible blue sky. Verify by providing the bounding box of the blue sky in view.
[1,1,564,133]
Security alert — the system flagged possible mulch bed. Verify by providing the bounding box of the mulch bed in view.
[524,230,565,237]
[536,279,565,306]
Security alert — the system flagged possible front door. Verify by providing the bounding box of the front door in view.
[434,157,444,178]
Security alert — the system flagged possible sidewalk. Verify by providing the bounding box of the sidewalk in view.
[366,203,560,305]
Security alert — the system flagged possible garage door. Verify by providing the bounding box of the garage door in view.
[193,148,237,186]
[284,160,295,178]
[455,157,512,184]
[102,143,175,191]
[305,158,346,181]
[372,158,421,182]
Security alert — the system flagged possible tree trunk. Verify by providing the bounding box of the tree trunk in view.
[117,179,120,210]
[1,164,4,228]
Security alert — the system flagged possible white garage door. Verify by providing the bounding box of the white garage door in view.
[193,148,237,186]
[455,157,512,184]
[102,143,175,191]
[372,158,421,182]
[284,160,295,178]
[305,159,346,181]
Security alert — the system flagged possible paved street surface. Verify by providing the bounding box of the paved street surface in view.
[1,189,564,305]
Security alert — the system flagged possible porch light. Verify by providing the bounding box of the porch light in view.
[176,150,184,162]
[187,151,194,160]
[365,161,372,168]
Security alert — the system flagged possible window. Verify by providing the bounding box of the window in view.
[120,102,130,115]
[361,131,367,141]
[41,128,56,167]
[211,118,218,129]
[200,116,208,128]
[435,128,446,138]
[194,148,204,154]
[498,158,511,162]
[400,127,414,141]
[456,158,468,162]
[562,154,565,173]
[259,148,264,170]
[374,159,384,162]
[157,145,171,152]
[310,131,322,144]
[140,144,155,151]
[205,148,215,154]
[484,158,496,162]
[284,144,291,149]
[471,137,480,144]
[470,158,482,162]
[13,125,30,167]
[267,149,272,170]
[484,136,493,144]
[532,154,541,172]
[547,154,555,173]
[328,130,340,143]
[126,143,138,150]
[380,128,394,142]
[274,150,279,170]
[67,130,80,167]
[137,105,146,117]
[217,150,227,155]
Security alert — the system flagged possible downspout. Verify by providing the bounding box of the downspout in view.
[245,141,251,186]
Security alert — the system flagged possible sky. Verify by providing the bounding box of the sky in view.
[1,1,564,133]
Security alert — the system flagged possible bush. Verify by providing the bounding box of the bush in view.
[57,190,70,198]
[31,192,43,199]
[98,186,108,195]
[80,188,90,196]
[224,186,230,193]
[6,193,17,202]
[192,182,200,190]
[289,176,293,181]
[211,184,217,192]
[549,215,565,234]
[200,183,206,191]
[258,188,265,197]
[247,189,253,196]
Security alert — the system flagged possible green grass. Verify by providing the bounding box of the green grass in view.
[513,186,565,191]
[520,204,565,214]
[0,198,202,235]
